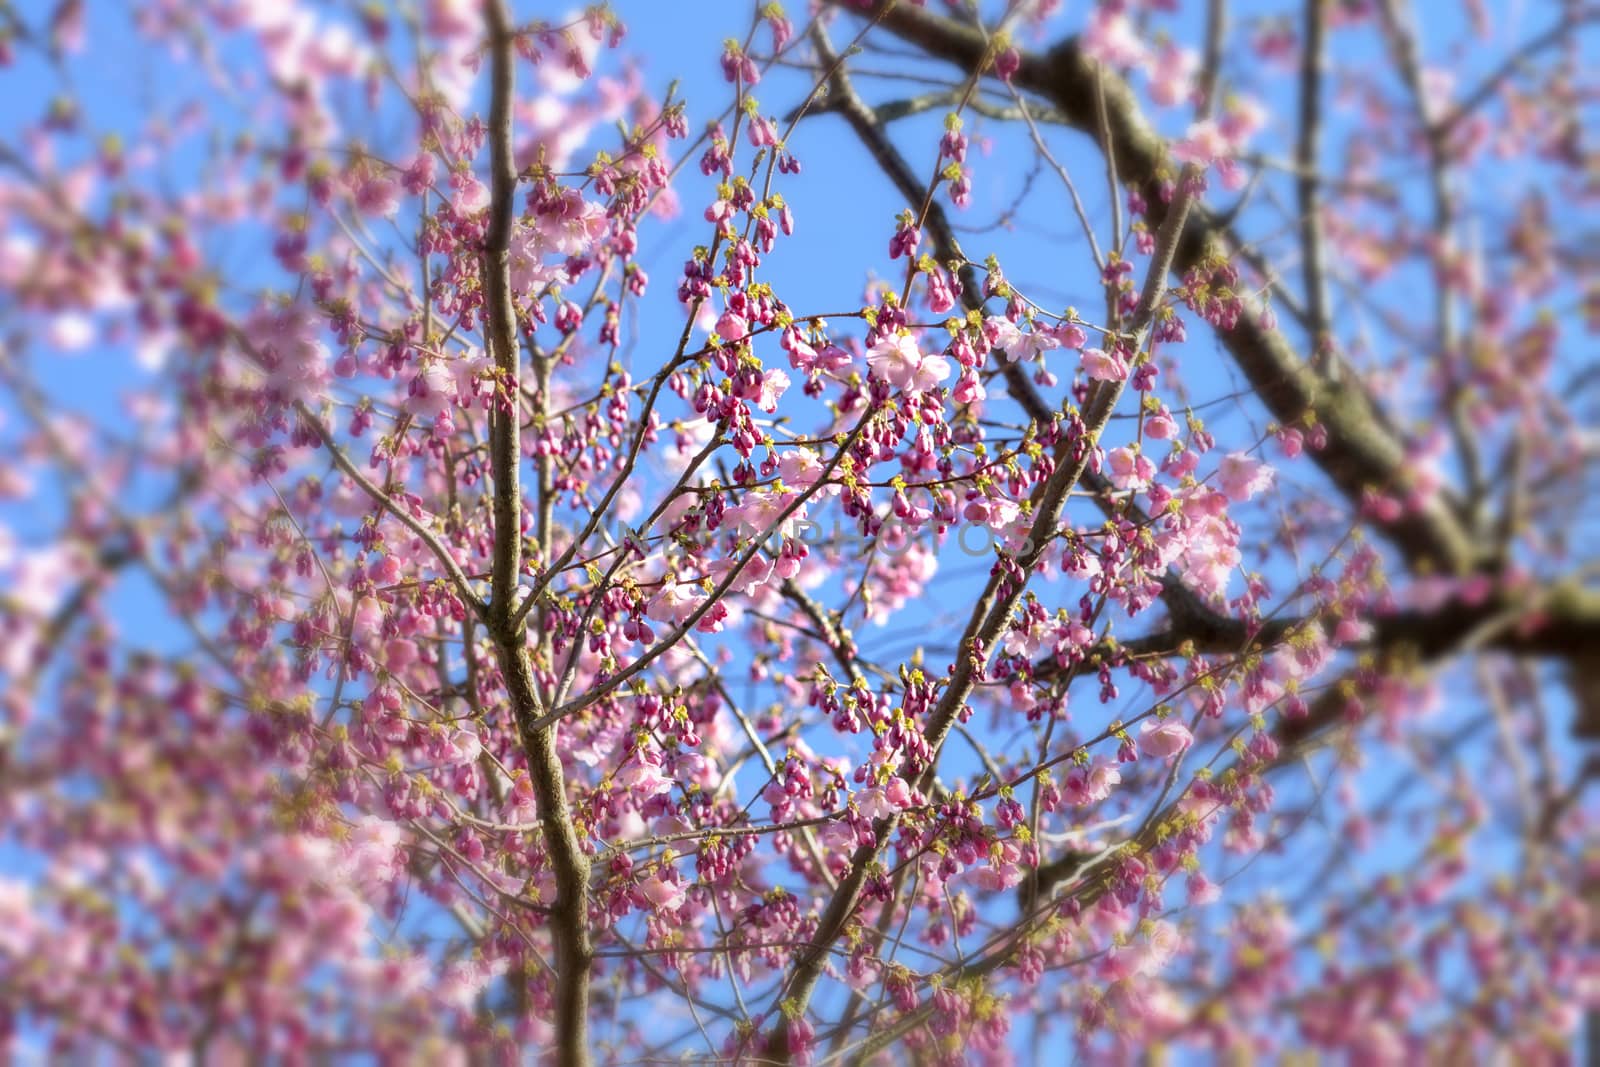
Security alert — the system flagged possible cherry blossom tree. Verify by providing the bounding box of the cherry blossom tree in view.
[1,0,1596,1063]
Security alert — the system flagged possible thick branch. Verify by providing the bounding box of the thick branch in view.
[481,5,592,1063]
[1295,0,1332,371]
[484,1,524,633]
[1031,579,1600,685]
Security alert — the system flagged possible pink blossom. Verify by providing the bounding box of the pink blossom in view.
[974,841,1024,890]
[814,343,853,372]
[882,776,912,810]
[1107,446,1155,491]
[645,579,706,625]
[707,553,772,596]
[615,750,675,798]
[866,332,919,387]
[1064,757,1122,806]
[1216,451,1275,502]
[638,873,687,912]
[508,223,572,294]
[439,726,483,766]
[777,447,826,488]
[715,310,748,342]
[1150,44,1198,107]
[384,637,419,675]
[1001,618,1047,658]
[1139,719,1193,759]
[781,327,818,370]
[48,312,94,351]
[537,25,602,95]
[756,369,789,412]
[1145,408,1179,439]
[1082,8,1149,69]
[984,316,1063,364]
[1171,120,1232,167]
[1418,68,1456,124]
[1178,514,1242,597]
[1082,347,1129,381]
[1014,327,1062,363]
[0,878,35,955]
[1054,619,1094,656]
[855,785,898,820]
[249,305,329,397]
[1187,871,1223,906]
[1053,322,1088,348]
[1220,96,1268,144]
[1131,920,1183,976]
[404,360,458,419]
[353,175,401,219]
[536,190,608,255]
[437,958,503,1012]
[985,315,1023,360]
[953,368,986,404]
[451,175,489,214]
[7,544,84,616]
[911,350,952,391]
[724,485,805,539]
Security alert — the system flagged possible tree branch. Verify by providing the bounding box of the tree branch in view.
[845,0,1483,576]
[763,32,1200,1055]
[481,5,593,1063]
[1295,0,1333,374]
